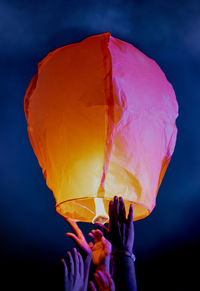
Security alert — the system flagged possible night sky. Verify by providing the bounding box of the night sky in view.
[0,0,200,290]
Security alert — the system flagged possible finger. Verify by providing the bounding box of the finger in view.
[128,204,133,225]
[119,196,126,223]
[95,223,110,240]
[72,248,78,277]
[89,232,95,239]
[104,271,114,287]
[65,218,83,238]
[109,200,114,227]
[113,196,119,224]
[95,270,109,287]
[89,241,94,249]
[94,272,103,288]
[122,222,126,245]
[94,229,103,239]
[92,229,101,241]
[66,232,80,247]
[67,251,74,278]
[89,231,98,243]
[91,229,103,242]
[61,258,68,278]
[89,281,97,291]
[78,252,84,278]
[117,221,122,243]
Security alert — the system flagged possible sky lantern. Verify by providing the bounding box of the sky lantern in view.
[24,32,178,223]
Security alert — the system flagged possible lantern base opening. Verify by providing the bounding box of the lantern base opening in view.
[56,197,150,223]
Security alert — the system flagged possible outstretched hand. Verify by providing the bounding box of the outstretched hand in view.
[95,196,134,253]
[62,248,84,291]
[65,218,92,291]
[65,218,92,257]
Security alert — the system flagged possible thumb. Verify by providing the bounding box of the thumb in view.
[89,281,97,291]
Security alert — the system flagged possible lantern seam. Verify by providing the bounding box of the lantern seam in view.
[97,32,115,197]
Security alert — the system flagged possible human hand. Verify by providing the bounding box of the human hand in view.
[65,218,92,258]
[65,218,92,291]
[89,229,111,267]
[62,248,84,291]
[89,270,115,291]
[95,196,134,253]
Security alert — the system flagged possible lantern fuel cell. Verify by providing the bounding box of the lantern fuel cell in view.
[24,32,178,223]
[93,198,109,224]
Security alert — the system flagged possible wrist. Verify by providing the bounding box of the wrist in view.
[112,249,136,263]
[115,245,133,254]
[85,252,92,265]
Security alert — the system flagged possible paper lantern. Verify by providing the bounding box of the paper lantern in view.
[24,32,178,223]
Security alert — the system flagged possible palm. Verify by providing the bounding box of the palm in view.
[89,229,111,266]
[92,237,110,265]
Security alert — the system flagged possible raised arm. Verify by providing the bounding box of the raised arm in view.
[96,196,137,291]
[65,218,92,291]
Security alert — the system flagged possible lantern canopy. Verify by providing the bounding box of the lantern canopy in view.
[24,32,178,223]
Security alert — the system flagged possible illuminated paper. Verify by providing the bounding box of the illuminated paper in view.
[24,32,178,222]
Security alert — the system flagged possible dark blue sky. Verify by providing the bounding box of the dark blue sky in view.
[0,0,200,290]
